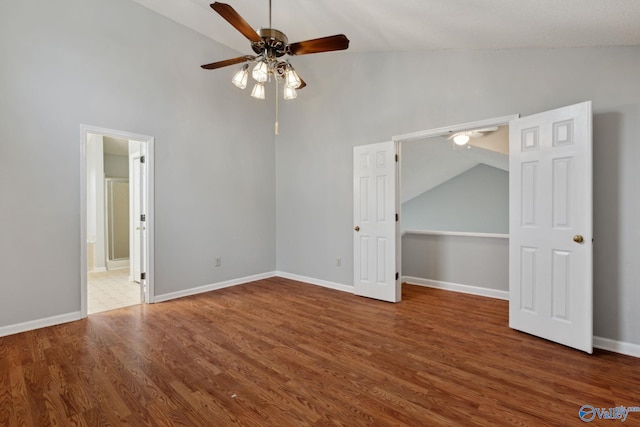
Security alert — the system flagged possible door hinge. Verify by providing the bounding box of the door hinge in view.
[395,154,399,162]
[396,213,399,222]
[140,156,145,164]
[140,214,146,222]
[396,272,399,281]
[141,272,146,280]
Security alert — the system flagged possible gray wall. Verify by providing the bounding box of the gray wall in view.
[402,234,508,292]
[402,164,508,233]
[0,0,275,327]
[276,47,640,346]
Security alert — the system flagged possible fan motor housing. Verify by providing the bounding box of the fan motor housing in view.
[252,28,289,57]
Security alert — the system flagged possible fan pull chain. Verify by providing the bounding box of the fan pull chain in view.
[275,76,279,135]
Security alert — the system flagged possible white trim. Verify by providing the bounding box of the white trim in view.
[80,125,155,314]
[593,336,640,359]
[0,312,82,338]
[153,272,276,303]
[403,229,509,239]
[145,138,155,303]
[106,260,130,270]
[404,276,509,300]
[276,271,354,294]
[393,114,520,143]
[80,130,88,316]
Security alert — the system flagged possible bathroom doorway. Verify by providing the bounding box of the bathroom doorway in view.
[81,126,154,316]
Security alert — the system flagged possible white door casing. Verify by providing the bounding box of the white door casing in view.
[509,101,593,353]
[353,141,401,302]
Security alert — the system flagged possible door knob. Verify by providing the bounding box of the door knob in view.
[354,226,360,232]
[573,234,584,244]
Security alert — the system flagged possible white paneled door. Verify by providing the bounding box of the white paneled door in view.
[353,141,401,302]
[509,101,593,353]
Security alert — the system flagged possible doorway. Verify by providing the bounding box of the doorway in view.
[399,122,511,299]
[80,125,155,317]
[377,102,593,353]
[393,114,518,292]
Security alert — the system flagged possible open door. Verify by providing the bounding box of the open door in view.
[509,101,593,353]
[131,149,147,303]
[353,141,401,302]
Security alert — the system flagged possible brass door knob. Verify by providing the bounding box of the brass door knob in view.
[573,235,584,244]
[354,226,360,232]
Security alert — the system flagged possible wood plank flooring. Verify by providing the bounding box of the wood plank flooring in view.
[1,277,639,426]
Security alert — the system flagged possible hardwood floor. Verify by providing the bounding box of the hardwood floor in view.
[1,278,639,426]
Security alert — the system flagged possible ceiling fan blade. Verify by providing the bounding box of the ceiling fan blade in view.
[211,2,261,43]
[201,55,255,70]
[288,34,350,56]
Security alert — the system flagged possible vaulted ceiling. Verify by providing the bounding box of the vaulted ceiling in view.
[401,127,509,203]
[132,0,640,54]
[128,0,639,200]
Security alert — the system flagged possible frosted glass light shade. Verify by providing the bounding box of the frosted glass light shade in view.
[284,86,297,100]
[453,134,470,145]
[252,61,268,83]
[284,66,301,89]
[231,65,249,89]
[251,82,265,99]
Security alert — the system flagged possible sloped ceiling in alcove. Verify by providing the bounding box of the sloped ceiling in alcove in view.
[401,126,508,203]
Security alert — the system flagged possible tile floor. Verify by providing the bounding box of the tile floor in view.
[88,269,141,314]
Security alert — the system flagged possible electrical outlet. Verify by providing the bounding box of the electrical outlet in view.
[215,257,222,267]
[336,257,342,267]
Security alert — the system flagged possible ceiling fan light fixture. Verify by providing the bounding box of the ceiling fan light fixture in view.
[453,134,471,145]
[284,64,301,89]
[231,64,249,89]
[283,86,297,100]
[251,82,265,99]
[252,60,269,83]
[201,1,350,133]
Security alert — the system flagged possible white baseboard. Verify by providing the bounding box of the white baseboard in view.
[403,276,509,301]
[153,272,276,303]
[91,267,107,273]
[593,336,640,359]
[0,311,82,338]
[106,260,129,270]
[276,271,354,294]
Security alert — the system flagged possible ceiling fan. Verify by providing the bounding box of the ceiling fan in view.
[448,127,499,146]
[201,1,350,101]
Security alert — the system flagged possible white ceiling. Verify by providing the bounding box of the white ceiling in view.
[132,0,640,54]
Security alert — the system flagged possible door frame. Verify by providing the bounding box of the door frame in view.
[392,114,519,293]
[80,125,155,317]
